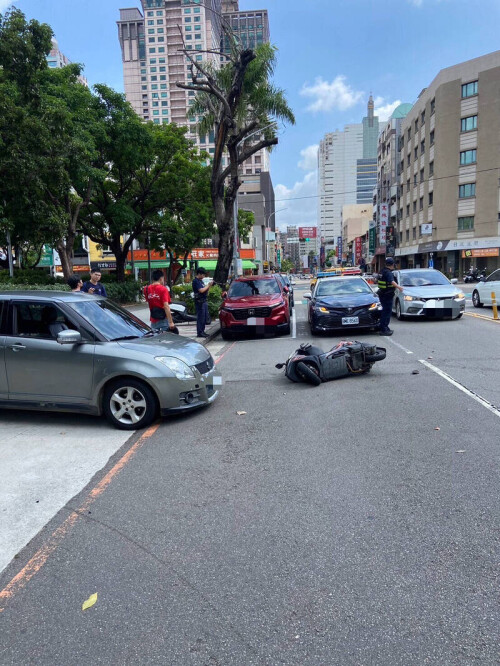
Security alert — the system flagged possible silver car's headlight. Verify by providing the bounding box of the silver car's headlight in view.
[155,356,195,379]
[455,292,465,300]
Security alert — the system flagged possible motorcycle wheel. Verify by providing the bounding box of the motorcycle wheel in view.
[296,361,321,386]
[364,348,386,363]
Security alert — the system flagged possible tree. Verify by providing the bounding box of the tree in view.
[280,258,294,273]
[238,209,254,242]
[177,31,295,285]
[80,91,212,281]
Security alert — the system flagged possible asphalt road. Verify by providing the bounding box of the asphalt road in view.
[1,283,499,665]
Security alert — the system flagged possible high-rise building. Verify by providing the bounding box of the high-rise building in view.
[117,0,222,149]
[47,38,88,86]
[396,50,500,276]
[318,99,379,253]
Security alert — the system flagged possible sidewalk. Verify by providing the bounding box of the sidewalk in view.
[126,303,220,344]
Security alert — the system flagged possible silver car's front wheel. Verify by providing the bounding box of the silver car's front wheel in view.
[103,379,157,430]
[395,299,405,320]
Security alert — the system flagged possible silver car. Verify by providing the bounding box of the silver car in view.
[0,292,220,429]
[392,269,465,320]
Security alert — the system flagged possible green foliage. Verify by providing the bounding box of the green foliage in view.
[0,269,57,284]
[104,281,143,304]
[171,283,223,318]
[0,283,70,292]
[280,259,294,273]
[238,209,254,241]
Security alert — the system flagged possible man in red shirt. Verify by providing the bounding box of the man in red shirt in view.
[143,269,176,332]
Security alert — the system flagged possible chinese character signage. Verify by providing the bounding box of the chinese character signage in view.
[379,203,389,246]
[298,227,317,239]
[337,236,343,263]
[354,237,363,264]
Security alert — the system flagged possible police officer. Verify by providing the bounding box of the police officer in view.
[377,257,404,336]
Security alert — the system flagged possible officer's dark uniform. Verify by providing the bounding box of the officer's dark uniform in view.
[377,266,396,333]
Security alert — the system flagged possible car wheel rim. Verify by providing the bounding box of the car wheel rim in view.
[473,292,478,305]
[110,386,147,425]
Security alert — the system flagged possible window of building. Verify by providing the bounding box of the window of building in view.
[160,75,166,80]
[162,109,168,115]
[149,48,156,53]
[184,8,191,13]
[160,84,167,89]
[419,197,423,211]
[149,37,155,43]
[429,191,433,206]
[161,92,167,98]
[152,93,159,99]
[413,173,418,185]
[255,155,261,164]
[153,110,159,116]
[406,229,410,241]
[154,119,160,124]
[151,84,158,90]
[195,24,201,30]
[151,75,157,81]
[429,161,434,177]
[413,200,417,214]
[185,24,192,30]
[461,81,478,98]
[406,204,410,217]
[458,216,474,231]
[399,231,403,243]
[157,28,164,34]
[159,66,166,72]
[158,47,165,52]
[161,101,168,106]
[461,115,477,132]
[156,10,163,15]
[407,155,411,168]
[186,34,192,39]
[406,178,410,192]
[150,66,157,72]
[141,76,147,82]
[412,227,417,240]
[141,68,147,74]
[157,19,163,24]
[195,33,201,39]
[460,149,477,165]
[400,160,404,173]
[148,20,154,25]
[430,130,434,145]
[407,128,411,140]
[196,55,202,61]
[414,147,418,160]
[147,11,154,16]
[148,28,155,33]
[245,168,252,175]
[194,7,200,12]
[150,58,156,64]
[421,110,425,125]
[414,119,419,132]
[420,168,424,183]
[430,98,435,115]
[459,183,476,198]
[141,85,147,91]
[194,16,200,21]
[420,140,425,154]
[159,58,165,63]
[195,44,202,50]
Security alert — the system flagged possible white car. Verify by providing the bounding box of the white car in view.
[472,269,500,308]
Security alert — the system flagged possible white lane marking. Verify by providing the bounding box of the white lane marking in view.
[292,308,297,339]
[385,337,414,354]
[419,359,500,419]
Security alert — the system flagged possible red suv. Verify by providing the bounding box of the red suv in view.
[219,275,291,339]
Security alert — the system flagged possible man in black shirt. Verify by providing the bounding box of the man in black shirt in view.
[377,257,404,336]
[192,267,213,338]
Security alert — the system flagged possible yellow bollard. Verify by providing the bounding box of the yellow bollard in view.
[492,291,499,320]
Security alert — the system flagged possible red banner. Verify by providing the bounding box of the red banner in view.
[299,226,317,239]
[354,237,363,264]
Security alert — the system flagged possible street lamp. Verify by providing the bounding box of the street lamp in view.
[265,207,287,269]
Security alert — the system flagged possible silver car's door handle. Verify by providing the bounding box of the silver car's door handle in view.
[8,343,27,351]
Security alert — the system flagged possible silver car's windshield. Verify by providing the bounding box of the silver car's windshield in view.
[68,299,150,341]
[400,271,450,287]
[316,279,372,297]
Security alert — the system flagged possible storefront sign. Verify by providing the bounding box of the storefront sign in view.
[37,245,53,267]
[191,248,219,259]
[354,237,363,264]
[72,264,91,272]
[369,227,376,254]
[93,261,116,270]
[379,203,388,245]
[461,248,499,258]
[421,223,433,235]
[337,236,343,264]
[299,226,317,239]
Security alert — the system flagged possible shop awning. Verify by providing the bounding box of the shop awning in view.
[197,260,257,270]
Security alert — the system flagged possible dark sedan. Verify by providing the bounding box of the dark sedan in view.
[304,277,382,334]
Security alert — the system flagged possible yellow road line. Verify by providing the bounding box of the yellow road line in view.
[464,312,500,323]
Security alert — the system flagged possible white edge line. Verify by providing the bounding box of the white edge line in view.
[385,338,414,354]
[419,359,500,419]
[292,308,297,339]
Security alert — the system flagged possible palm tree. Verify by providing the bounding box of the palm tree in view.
[177,36,295,285]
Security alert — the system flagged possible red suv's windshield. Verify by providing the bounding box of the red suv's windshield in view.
[228,279,281,298]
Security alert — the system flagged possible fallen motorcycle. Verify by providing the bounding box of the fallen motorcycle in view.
[170,301,197,324]
[276,340,386,386]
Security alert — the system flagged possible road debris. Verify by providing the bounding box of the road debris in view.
[82,593,98,611]
[236,411,247,416]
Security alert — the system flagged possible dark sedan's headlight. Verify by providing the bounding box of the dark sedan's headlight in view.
[369,302,382,310]
[315,306,329,313]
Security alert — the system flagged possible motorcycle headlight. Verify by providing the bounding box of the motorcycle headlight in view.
[155,356,195,379]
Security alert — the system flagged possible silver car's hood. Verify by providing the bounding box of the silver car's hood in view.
[402,285,460,298]
[117,334,211,365]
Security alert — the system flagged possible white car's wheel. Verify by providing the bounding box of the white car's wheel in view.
[472,290,483,308]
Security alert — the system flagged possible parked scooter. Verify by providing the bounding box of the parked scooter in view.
[464,267,486,283]
[170,301,197,324]
[276,340,386,386]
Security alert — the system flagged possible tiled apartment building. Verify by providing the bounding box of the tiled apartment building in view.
[396,51,500,275]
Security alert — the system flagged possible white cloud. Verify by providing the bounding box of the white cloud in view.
[274,171,318,232]
[298,144,319,171]
[300,75,364,113]
[374,98,402,122]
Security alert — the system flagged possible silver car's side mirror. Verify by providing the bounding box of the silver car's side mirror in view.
[57,329,83,345]
[304,292,312,300]
[450,278,458,284]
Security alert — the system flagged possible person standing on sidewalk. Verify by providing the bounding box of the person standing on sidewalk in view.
[377,257,404,336]
[144,269,176,333]
[192,267,213,338]
[82,269,107,297]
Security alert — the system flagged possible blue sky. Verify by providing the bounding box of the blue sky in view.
[2,0,500,231]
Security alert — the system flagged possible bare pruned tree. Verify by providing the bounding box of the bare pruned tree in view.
[176,17,294,285]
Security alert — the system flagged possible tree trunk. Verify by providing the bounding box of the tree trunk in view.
[56,241,73,281]
[213,201,234,286]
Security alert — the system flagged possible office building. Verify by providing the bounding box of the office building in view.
[396,50,500,275]
[47,38,88,86]
[318,98,379,252]
[117,0,222,149]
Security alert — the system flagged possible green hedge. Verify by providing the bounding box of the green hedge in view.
[171,283,223,318]
[0,280,143,303]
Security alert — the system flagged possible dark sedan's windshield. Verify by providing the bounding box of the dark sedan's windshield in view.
[400,271,450,287]
[228,279,281,297]
[316,278,372,297]
[68,299,150,340]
